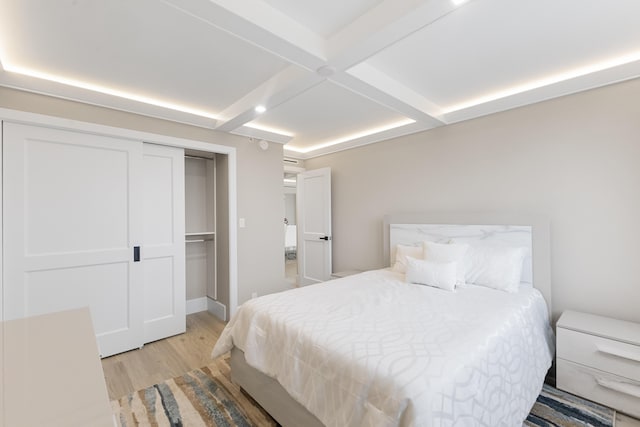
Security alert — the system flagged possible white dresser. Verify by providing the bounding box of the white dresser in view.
[556,310,640,418]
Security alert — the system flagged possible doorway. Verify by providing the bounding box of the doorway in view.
[284,171,298,287]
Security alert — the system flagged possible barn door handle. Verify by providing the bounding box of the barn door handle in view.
[133,246,141,262]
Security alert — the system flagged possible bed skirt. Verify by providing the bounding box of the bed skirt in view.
[230,347,324,427]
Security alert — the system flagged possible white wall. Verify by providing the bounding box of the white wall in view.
[0,86,288,307]
[305,77,640,323]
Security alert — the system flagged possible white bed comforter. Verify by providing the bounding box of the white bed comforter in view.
[212,269,554,427]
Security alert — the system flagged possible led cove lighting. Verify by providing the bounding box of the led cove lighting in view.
[286,119,415,153]
[244,123,294,137]
[443,50,640,114]
[0,60,220,120]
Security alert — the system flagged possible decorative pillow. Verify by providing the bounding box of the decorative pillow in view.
[422,241,469,285]
[392,244,423,273]
[464,245,527,292]
[405,257,457,291]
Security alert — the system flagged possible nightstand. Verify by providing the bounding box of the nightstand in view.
[556,310,640,418]
[330,270,362,279]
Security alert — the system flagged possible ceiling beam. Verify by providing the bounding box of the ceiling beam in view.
[327,0,461,70]
[335,63,445,126]
[215,65,324,132]
[165,0,464,139]
[161,0,326,70]
[162,0,332,133]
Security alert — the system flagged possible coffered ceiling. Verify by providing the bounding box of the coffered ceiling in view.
[1,0,638,159]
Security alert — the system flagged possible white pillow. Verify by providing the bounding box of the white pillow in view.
[405,257,457,291]
[392,244,423,273]
[465,245,527,292]
[422,241,469,286]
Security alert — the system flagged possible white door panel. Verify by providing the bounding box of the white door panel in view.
[26,263,130,334]
[3,122,144,357]
[297,167,332,285]
[23,138,130,254]
[143,257,175,320]
[142,144,185,343]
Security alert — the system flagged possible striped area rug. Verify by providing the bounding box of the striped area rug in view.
[525,384,614,427]
[112,362,615,427]
[111,359,277,427]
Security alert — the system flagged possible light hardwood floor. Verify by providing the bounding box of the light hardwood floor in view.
[101,310,225,401]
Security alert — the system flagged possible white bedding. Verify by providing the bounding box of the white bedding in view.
[212,269,555,427]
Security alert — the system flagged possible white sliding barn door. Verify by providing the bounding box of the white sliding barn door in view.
[2,123,144,357]
[142,144,186,343]
[297,167,332,285]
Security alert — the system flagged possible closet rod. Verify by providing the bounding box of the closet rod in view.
[185,154,214,161]
[185,239,214,243]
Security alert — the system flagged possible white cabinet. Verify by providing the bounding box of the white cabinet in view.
[557,310,640,418]
[2,122,186,357]
[1,308,114,426]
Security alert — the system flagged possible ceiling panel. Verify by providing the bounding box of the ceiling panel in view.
[0,0,289,114]
[1,0,638,158]
[262,0,383,37]
[366,0,640,110]
[249,80,409,150]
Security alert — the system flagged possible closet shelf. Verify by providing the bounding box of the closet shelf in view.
[186,231,215,243]
[185,232,215,237]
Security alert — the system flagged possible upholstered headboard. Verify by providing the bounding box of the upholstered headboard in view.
[383,213,552,314]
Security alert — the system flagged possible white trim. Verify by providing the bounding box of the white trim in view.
[0,107,239,320]
[0,119,3,321]
[207,297,227,322]
[186,297,208,315]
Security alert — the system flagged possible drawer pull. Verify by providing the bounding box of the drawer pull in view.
[596,378,640,398]
[596,344,640,362]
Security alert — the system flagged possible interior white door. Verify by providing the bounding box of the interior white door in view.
[142,143,186,343]
[2,122,144,357]
[296,167,332,285]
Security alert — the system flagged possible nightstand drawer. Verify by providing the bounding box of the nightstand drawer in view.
[557,359,640,418]
[557,328,640,382]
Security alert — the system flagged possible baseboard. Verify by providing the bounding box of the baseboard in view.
[186,297,208,315]
[207,297,226,321]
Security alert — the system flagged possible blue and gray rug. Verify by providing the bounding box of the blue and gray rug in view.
[111,364,277,426]
[112,367,615,427]
[525,384,614,427]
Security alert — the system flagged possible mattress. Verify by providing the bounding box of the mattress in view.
[212,269,555,427]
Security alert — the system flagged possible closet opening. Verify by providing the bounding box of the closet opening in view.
[185,149,229,321]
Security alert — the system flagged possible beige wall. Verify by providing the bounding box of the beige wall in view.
[0,87,288,307]
[306,77,640,323]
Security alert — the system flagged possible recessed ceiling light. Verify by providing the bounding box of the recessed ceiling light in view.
[451,0,468,5]
[254,105,267,114]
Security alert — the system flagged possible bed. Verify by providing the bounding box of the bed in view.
[213,213,555,427]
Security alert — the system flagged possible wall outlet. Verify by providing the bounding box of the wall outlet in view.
[251,292,257,299]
